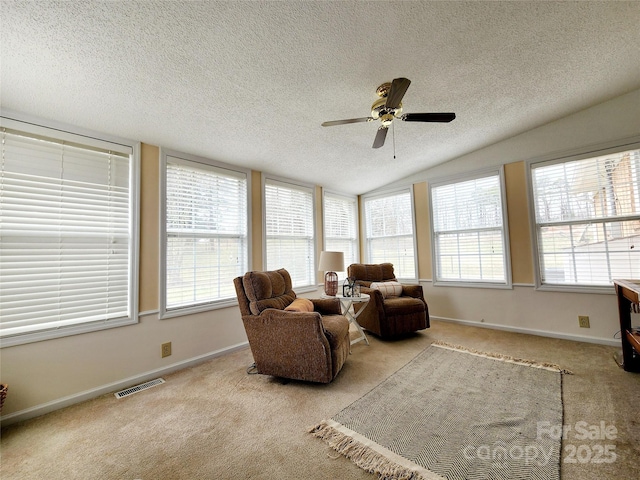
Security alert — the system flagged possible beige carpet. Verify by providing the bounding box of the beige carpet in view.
[1,320,639,479]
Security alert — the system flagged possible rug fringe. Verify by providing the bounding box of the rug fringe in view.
[432,340,574,374]
[309,421,441,480]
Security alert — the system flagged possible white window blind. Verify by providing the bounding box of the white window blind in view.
[323,192,359,279]
[364,189,416,279]
[531,147,640,287]
[0,126,135,344]
[265,179,315,288]
[163,155,248,313]
[431,171,509,285]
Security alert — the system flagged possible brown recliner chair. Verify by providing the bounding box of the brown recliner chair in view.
[347,263,429,338]
[234,268,350,383]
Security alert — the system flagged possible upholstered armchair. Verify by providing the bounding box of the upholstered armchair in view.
[234,268,350,383]
[347,263,429,338]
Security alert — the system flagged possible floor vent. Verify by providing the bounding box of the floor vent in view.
[114,378,165,399]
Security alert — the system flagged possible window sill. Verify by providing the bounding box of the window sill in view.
[0,316,138,348]
[160,298,239,319]
[293,285,319,295]
[534,284,616,295]
[432,281,513,290]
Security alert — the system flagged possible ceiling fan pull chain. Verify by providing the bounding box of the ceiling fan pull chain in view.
[393,122,396,159]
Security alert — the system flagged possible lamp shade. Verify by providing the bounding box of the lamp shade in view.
[318,251,345,273]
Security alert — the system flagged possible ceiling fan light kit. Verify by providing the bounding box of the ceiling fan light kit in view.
[322,77,455,148]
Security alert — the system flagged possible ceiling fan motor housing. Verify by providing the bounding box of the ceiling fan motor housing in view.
[371,97,402,126]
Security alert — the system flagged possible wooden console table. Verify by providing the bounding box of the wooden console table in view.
[614,279,640,372]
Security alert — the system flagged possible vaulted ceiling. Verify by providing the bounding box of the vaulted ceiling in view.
[2,1,639,195]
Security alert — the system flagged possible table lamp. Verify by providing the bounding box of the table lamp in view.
[318,251,344,296]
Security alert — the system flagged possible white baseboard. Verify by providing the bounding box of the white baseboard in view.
[431,316,621,347]
[0,341,249,427]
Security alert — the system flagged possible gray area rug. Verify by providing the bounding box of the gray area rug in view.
[310,342,569,480]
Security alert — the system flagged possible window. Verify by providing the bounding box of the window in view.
[530,144,640,289]
[160,151,249,316]
[0,117,139,346]
[323,191,359,279]
[363,188,417,280]
[430,168,511,287]
[264,178,315,289]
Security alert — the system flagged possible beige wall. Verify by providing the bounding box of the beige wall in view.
[504,161,534,284]
[422,282,619,340]
[316,186,324,285]
[413,182,432,280]
[139,143,160,312]
[251,170,263,270]
[1,89,638,424]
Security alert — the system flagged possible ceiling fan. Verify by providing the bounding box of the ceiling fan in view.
[321,77,455,149]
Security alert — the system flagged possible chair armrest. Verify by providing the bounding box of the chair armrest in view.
[311,298,342,315]
[401,283,425,301]
[353,287,384,318]
[358,286,385,306]
[350,286,385,334]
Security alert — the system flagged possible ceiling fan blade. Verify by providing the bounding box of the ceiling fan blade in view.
[321,117,373,127]
[400,112,456,123]
[372,126,388,149]
[385,77,411,109]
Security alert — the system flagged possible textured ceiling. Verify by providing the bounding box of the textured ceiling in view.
[2,1,639,195]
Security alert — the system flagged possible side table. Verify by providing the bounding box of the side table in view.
[323,293,370,346]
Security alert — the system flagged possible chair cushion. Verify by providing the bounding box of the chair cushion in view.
[284,298,314,312]
[383,296,426,316]
[243,269,296,315]
[370,281,403,298]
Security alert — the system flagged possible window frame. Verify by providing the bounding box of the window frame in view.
[159,149,251,318]
[362,186,418,281]
[429,166,513,289]
[0,112,140,347]
[262,175,317,292]
[526,136,640,294]
[322,189,360,280]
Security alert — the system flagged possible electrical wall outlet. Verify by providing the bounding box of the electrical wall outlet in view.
[578,316,590,328]
[161,342,172,358]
